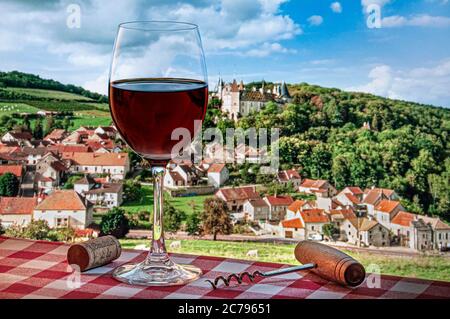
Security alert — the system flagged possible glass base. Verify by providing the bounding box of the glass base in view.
[112,255,202,286]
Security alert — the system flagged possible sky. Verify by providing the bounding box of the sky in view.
[0,0,449,107]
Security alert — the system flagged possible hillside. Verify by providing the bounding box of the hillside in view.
[218,81,450,221]
[0,71,111,132]
[1,71,449,222]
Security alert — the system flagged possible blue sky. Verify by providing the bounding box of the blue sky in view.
[0,0,449,106]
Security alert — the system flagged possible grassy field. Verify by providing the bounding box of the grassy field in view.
[5,87,94,101]
[69,114,111,130]
[0,102,40,115]
[120,238,450,282]
[121,185,212,216]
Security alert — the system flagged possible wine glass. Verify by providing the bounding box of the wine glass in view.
[109,21,207,286]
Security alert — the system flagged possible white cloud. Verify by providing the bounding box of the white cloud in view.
[330,2,342,13]
[308,15,324,26]
[348,59,450,107]
[0,0,302,94]
[84,70,109,95]
[245,42,296,57]
[382,14,450,27]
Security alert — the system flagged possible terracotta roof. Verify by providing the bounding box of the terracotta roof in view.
[287,200,307,213]
[348,218,380,231]
[375,200,401,214]
[363,188,395,205]
[207,163,226,173]
[85,183,122,194]
[21,147,49,156]
[216,186,260,201]
[50,161,68,172]
[0,165,23,177]
[265,195,294,206]
[48,144,90,154]
[246,198,269,208]
[74,175,96,185]
[391,211,416,227]
[62,152,128,166]
[278,169,301,182]
[300,209,329,223]
[300,179,327,189]
[0,197,37,215]
[282,218,304,229]
[344,193,361,205]
[344,187,363,195]
[44,129,67,141]
[35,190,87,211]
[420,215,450,230]
[329,209,356,219]
[6,131,33,140]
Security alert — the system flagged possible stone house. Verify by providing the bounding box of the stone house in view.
[298,209,329,237]
[215,186,260,212]
[242,198,270,221]
[281,218,305,239]
[285,200,314,220]
[74,175,123,208]
[264,195,294,221]
[341,218,390,247]
[206,163,229,188]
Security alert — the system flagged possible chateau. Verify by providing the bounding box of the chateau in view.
[214,79,291,120]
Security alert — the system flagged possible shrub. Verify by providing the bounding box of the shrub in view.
[100,207,130,238]
[137,210,151,222]
[0,172,19,196]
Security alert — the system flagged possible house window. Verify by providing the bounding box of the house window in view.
[311,226,315,231]
[56,218,68,228]
[439,233,441,240]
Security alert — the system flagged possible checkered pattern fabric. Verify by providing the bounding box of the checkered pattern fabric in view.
[0,236,449,299]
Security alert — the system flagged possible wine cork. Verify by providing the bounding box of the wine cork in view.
[294,241,366,287]
[67,235,122,272]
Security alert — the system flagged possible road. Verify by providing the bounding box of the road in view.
[126,229,448,258]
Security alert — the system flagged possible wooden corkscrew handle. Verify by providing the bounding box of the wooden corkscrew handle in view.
[294,241,366,287]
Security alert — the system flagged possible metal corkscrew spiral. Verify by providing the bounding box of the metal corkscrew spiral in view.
[206,264,316,289]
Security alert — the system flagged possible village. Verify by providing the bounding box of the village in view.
[0,121,449,254]
[0,79,449,254]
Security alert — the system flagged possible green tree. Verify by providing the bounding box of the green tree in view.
[185,211,202,236]
[44,115,55,136]
[123,179,142,202]
[100,207,130,238]
[322,223,339,241]
[163,203,186,233]
[33,117,43,139]
[0,172,19,196]
[201,198,232,240]
[22,220,52,240]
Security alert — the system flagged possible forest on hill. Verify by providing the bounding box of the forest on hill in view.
[0,71,448,222]
[0,71,107,103]
[207,81,450,222]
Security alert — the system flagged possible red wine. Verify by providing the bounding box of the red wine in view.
[109,78,208,165]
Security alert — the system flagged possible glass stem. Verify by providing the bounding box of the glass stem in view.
[150,166,167,258]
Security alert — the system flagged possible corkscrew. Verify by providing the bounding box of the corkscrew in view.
[206,263,316,289]
[205,241,367,290]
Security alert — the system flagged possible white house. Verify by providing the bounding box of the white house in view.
[0,197,37,227]
[277,169,302,188]
[74,175,123,208]
[62,152,130,180]
[207,163,229,187]
[285,200,314,220]
[363,188,399,217]
[33,190,93,229]
[373,200,404,229]
[298,179,337,198]
[298,209,329,237]
[281,218,305,239]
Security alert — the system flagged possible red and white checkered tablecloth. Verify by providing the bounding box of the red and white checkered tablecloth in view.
[0,236,449,299]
